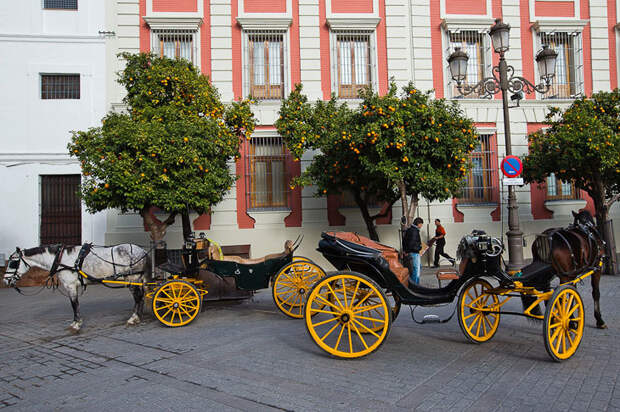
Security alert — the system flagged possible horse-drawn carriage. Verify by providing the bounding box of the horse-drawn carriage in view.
[302,211,605,361]
[3,235,326,330]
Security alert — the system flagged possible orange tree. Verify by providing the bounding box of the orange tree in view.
[355,83,477,227]
[276,85,397,241]
[68,53,255,242]
[523,90,620,273]
[276,83,477,240]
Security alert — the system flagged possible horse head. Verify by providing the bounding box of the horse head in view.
[3,247,30,287]
[3,245,61,287]
[572,210,596,229]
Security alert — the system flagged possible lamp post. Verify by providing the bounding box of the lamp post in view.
[447,18,558,272]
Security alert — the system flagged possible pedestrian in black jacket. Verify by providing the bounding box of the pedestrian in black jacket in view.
[403,217,424,285]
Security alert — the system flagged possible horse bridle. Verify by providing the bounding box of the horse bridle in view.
[4,248,31,286]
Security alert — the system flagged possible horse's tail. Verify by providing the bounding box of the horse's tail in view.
[143,252,153,281]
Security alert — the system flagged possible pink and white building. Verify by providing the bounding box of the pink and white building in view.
[103,0,620,263]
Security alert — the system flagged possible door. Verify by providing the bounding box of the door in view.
[40,175,81,246]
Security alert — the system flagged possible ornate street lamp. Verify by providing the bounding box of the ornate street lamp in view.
[447,18,558,272]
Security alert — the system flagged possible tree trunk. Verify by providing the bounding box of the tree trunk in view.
[354,191,380,241]
[398,180,408,228]
[140,207,176,244]
[407,193,419,226]
[181,212,193,240]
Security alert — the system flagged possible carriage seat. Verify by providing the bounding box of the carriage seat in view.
[325,232,410,286]
[435,269,460,287]
[208,240,294,265]
[513,260,555,287]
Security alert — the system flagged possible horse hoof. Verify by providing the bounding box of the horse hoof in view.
[597,323,608,329]
[68,321,82,333]
[126,314,141,326]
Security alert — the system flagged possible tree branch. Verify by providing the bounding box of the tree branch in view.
[370,196,399,220]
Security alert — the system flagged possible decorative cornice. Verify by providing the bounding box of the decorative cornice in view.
[532,19,588,33]
[236,17,292,30]
[143,16,203,30]
[441,17,495,32]
[326,17,381,31]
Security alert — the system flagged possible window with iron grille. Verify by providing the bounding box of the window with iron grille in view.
[538,32,583,99]
[40,175,81,245]
[246,136,291,210]
[41,74,80,99]
[152,30,198,64]
[546,174,580,200]
[43,0,77,10]
[446,30,490,99]
[460,134,496,203]
[335,31,373,98]
[244,30,286,100]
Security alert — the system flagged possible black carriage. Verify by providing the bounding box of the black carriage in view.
[303,231,599,360]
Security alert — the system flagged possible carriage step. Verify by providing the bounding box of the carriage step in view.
[421,314,441,323]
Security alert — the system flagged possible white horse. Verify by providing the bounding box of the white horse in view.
[3,244,152,332]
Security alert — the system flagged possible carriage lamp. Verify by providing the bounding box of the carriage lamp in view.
[447,18,558,272]
[489,18,511,53]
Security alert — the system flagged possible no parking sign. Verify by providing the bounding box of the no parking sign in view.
[500,155,523,178]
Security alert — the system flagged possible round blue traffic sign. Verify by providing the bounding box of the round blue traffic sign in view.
[500,155,523,178]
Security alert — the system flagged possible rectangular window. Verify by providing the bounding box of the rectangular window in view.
[547,174,580,200]
[152,30,197,63]
[246,136,290,210]
[461,134,496,203]
[446,30,489,98]
[539,32,583,99]
[41,74,80,99]
[43,0,77,10]
[336,32,372,98]
[40,175,81,245]
[246,31,285,99]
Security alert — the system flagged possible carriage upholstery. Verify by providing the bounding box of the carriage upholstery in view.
[207,240,294,265]
[325,232,410,286]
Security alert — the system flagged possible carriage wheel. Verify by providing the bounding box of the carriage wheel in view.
[152,280,202,327]
[544,285,585,362]
[304,272,391,359]
[272,259,326,319]
[458,278,500,343]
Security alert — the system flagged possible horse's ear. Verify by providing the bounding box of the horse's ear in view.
[15,247,20,252]
[571,210,577,217]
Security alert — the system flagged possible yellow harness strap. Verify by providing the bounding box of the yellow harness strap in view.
[207,238,223,260]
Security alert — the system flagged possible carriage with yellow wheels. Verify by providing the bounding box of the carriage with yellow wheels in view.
[303,224,603,361]
[149,234,326,327]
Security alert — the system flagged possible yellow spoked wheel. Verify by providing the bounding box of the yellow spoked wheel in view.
[458,278,500,343]
[272,259,326,319]
[304,272,391,359]
[152,280,202,327]
[543,285,585,362]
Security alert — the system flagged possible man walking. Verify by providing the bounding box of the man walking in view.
[403,217,424,285]
[432,218,455,267]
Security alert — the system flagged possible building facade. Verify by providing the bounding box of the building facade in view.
[101,0,620,264]
[0,1,109,260]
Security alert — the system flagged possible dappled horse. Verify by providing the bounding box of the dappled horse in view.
[3,244,151,332]
[525,210,607,328]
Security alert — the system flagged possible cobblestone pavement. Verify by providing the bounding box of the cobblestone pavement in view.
[1,269,620,411]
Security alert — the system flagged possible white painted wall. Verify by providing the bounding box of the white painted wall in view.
[0,1,108,260]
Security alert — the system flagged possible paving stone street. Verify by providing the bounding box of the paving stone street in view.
[1,270,620,411]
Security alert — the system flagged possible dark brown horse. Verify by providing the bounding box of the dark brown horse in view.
[531,210,607,329]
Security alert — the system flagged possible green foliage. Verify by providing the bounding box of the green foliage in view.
[276,82,477,232]
[355,83,478,203]
[523,90,620,203]
[68,53,256,215]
